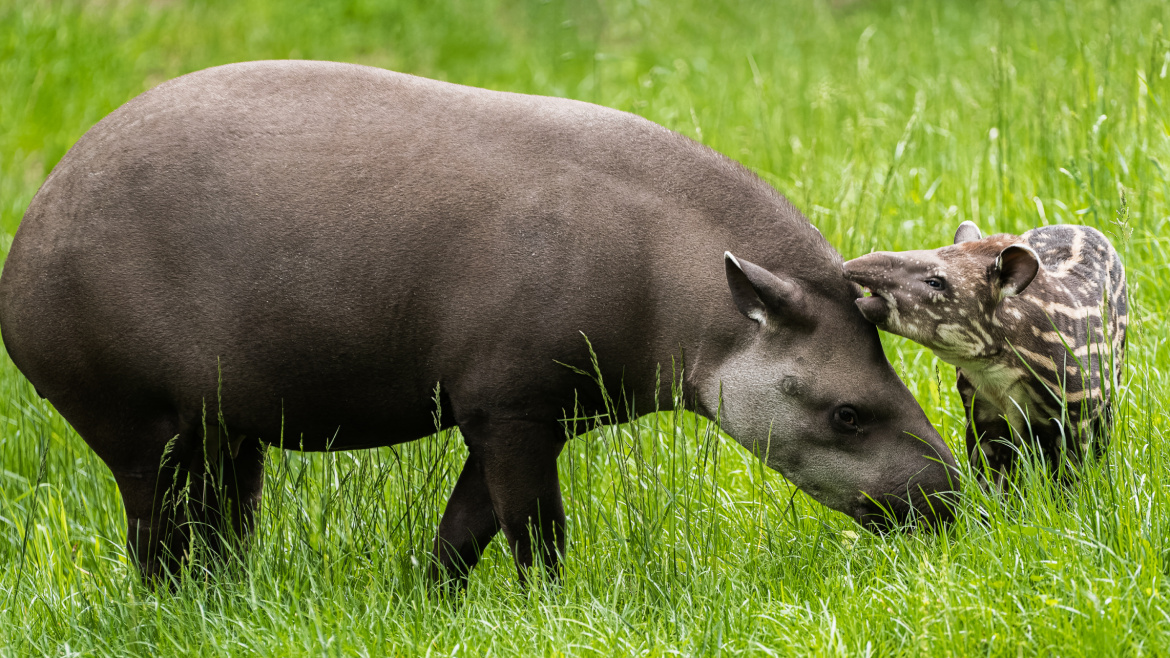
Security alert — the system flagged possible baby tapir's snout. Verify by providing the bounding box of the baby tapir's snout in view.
[842,252,905,325]
[843,249,948,336]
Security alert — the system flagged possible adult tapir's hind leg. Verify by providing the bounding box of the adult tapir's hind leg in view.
[93,414,197,582]
[453,416,567,586]
[86,413,264,583]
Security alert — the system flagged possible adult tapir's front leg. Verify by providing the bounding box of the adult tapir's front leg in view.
[458,416,567,586]
[432,452,501,590]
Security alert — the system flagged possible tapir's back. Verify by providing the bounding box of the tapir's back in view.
[0,60,837,448]
[1022,224,1128,380]
[1024,225,1127,315]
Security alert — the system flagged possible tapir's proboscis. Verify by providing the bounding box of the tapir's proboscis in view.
[0,61,957,587]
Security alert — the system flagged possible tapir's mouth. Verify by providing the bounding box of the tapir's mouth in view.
[852,502,928,535]
[854,295,892,326]
[853,503,901,535]
[853,490,957,534]
[843,265,894,325]
[842,267,884,296]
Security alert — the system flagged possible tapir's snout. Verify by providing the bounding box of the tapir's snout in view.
[842,252,897,289]
[851,406,961,534]
[853,483,959,534]
[844,253,898,325]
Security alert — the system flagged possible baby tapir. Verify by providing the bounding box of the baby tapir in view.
[844,222,1127,486]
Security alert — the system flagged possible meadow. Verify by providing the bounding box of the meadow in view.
[2,0,1170,654]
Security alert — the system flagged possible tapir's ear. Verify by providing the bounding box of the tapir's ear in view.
[993,244,1039,300]
[954,221,983,244]
[724,252,813,329]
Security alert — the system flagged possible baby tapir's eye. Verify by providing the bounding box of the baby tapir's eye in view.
[925,277,947,290]
[832,405,861,433]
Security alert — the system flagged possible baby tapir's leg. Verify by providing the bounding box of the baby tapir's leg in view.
[959,373,1016,490]
[1088,405,1113,461]
[1037,411,1106,486]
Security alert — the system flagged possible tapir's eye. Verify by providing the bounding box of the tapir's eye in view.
[925,277,947,290]
[832,405,861,433]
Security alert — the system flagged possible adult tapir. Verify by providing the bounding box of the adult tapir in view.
[0,61,957,586]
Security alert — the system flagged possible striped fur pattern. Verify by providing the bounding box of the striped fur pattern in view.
[844,222,1127,486]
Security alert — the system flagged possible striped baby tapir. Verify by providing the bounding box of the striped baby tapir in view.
[843,222,1127,487]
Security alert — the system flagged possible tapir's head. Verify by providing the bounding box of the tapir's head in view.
[842,221,1040,365]
[701,251,959,533]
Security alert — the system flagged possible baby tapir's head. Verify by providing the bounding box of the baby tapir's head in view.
[842,222,1040,363]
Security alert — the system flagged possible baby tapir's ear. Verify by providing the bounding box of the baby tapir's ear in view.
[993,244,1039,301]
[954,221,983,244]
[725,252,813,330]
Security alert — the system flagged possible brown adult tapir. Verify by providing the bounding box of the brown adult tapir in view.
[0,61,957,586]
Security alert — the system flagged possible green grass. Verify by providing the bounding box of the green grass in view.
[3,0,1170,654]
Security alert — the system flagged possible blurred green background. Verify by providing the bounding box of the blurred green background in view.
[2,0,1170,655]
